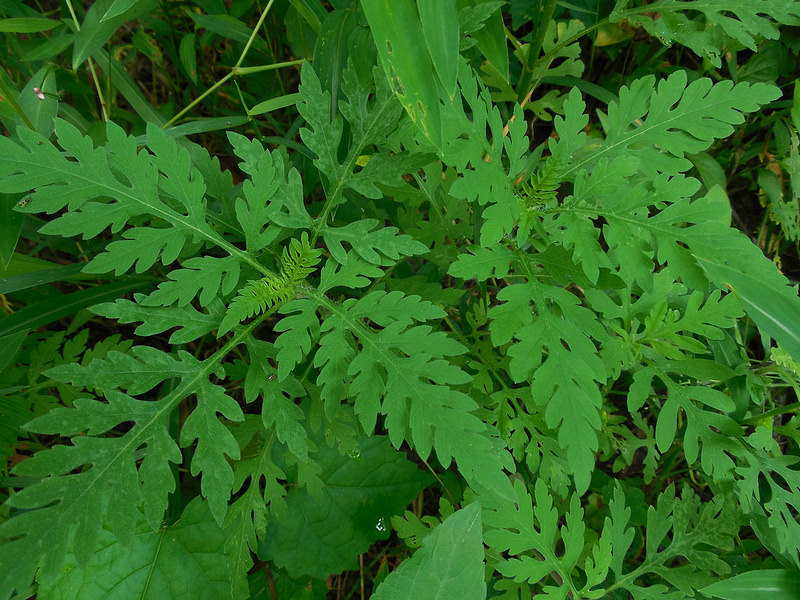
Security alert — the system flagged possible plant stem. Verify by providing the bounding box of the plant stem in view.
[232,59,305,76]
[163,71,234,128]
[163,0,300,129]
[743,401,800,425]
[235,0,277,69]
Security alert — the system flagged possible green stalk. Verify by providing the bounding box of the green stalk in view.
[235,0,277,69]
[163,0,300,127]
[232,59,304,76]
[163,71,234,128]
[743,401,800,425]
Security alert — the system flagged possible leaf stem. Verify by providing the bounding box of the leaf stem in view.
[743,401,800,425]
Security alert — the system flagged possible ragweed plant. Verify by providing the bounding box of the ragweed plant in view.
[2,1,800,599]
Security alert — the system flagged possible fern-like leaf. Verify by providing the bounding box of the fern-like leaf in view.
[615,0,800,67]
[218,234,321,336]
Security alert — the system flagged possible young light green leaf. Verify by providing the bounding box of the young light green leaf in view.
[701,569,800,600]
[372,502,486,600]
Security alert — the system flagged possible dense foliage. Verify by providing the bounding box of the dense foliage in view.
[2,0,800,598]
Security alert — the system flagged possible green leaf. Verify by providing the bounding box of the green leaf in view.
[19,31,75,62]
[485,479,587,593]
[461,0,508,80]
[0,263,85,294]
[37,498,246,600]
[323,218,427,265]
[179,382,244,524]
[259,435,431,578]
[298,61,414,206]
[447,66,530,246]
[701,569,800,600]
[0,336,255,598]
[490,282,608,492]
[46,345,198,394]
[72,0,157,70]
[189,12,252,43]
[417,0,460,99]
[223,416,291,600]
[310,288,515,498]
[0,279,147,338]
[0,120,258,287]
[163,116,249,138]
[486,482,740,598]
[18,66,58,137]
[0,252,61,276]
[361,0,443,146]
[372,502,486,600]
[0,17,62,33]
[616,0,800,67]
[448,246,515,281]
[568,71,781,177]
[312,8,359,118]
[248,92,301,116]
[92,295,224,344]
[695,253,800,362]
[0,195,24,268]
[178,33,198,85]
[100,0,140,23]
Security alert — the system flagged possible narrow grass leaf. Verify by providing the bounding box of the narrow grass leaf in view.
[0,17,62,33]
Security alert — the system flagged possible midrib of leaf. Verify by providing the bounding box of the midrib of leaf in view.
[30,310,275,552]
[226,431,277,593]
[306,288,491,473]
[7,154,273,278]
[605,534,705,595]
[311,90,399,241]
[568,205,702,242]
[309,287,436,394]
[562,93,751,179]
[634,0,788,15]
[101,366,197,384]
[138,525,167,600]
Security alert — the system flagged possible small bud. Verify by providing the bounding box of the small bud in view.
[33,87,45,100]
